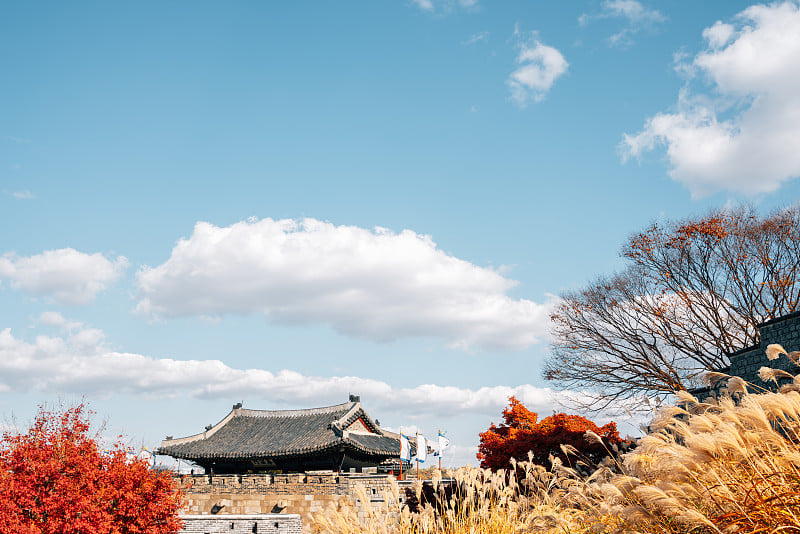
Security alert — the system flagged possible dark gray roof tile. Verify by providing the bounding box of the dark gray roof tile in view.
[156,401,398,461]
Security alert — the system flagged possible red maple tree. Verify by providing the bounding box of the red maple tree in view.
[477,396,623,471]
[0,403,183,534]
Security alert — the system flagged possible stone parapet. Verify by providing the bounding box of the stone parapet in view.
[175,472,399,496]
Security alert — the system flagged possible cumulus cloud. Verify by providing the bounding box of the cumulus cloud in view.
[136,218,553,351]
[0,320,564,418]
[622,2,800,197]
[703,21,735,49]
[579,0,665,47]
[507,36,568,106]
[0,248,129,305]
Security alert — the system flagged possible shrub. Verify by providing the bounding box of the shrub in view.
[477,396,625,472]
[0,403,183,534]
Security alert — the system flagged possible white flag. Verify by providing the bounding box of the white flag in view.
[417,434,427,463]
[438,431,451,457]
[400,433,411,462]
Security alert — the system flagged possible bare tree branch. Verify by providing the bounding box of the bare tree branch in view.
[545,206,800,411]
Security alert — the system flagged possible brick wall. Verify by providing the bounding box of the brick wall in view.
[179,514,301,534]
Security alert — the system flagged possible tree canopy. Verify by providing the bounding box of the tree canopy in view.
[545,206,800,410]
[0,403,183,534]
[477,396,623,471]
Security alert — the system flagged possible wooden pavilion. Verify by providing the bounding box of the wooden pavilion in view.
[156,395,400,474]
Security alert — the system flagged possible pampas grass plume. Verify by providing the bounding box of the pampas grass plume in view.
[766,343,788,361]
[758,366,777,383]
[725,376,747,395]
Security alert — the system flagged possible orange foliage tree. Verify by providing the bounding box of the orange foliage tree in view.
[477,396,623,471]
[0,403,183,534]
[546,206,800,410]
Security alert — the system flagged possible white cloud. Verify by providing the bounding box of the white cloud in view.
[412,0,434,10]
[12,190,34,200]
[622,2,800,197]
[410,0,477,13]
[0,248,129,305]
[602,0,665,25]
[462,31,489,45]
[136,218,553,351]
[507,39,568,106]
[38,311,67,327]
[579,0,665,47]
[703,21,735,49]
[3,319,648,466]
[0,320,565,418]
[37,311,81,331]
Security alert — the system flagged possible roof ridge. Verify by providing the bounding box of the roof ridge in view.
[334,402,386,436]
[237,401,355,418]
[332,402,362,427]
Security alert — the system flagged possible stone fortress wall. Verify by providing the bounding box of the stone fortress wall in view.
[177,472,414,532]
[728,311,800,384]
[691,311,800,401]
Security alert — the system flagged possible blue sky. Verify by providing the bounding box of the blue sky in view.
[3,0,800,467]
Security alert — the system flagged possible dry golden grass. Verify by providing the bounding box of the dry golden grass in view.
[315,344,800,534]
[577,344,800,533]
[312,459,587,534]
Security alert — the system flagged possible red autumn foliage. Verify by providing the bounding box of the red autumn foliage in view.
[0,403,183,534]
[477,396,623,471]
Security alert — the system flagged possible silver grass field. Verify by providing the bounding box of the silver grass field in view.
[314,344,800,534]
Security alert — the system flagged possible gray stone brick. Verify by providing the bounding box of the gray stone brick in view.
[179,514,301,534]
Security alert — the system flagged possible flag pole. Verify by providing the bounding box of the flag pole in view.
[416,432,419,479]
[400,444,404,481]
[438,429,442,470]
[399,432,406,481]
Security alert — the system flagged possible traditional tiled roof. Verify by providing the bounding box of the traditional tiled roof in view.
[156,399,399,461]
